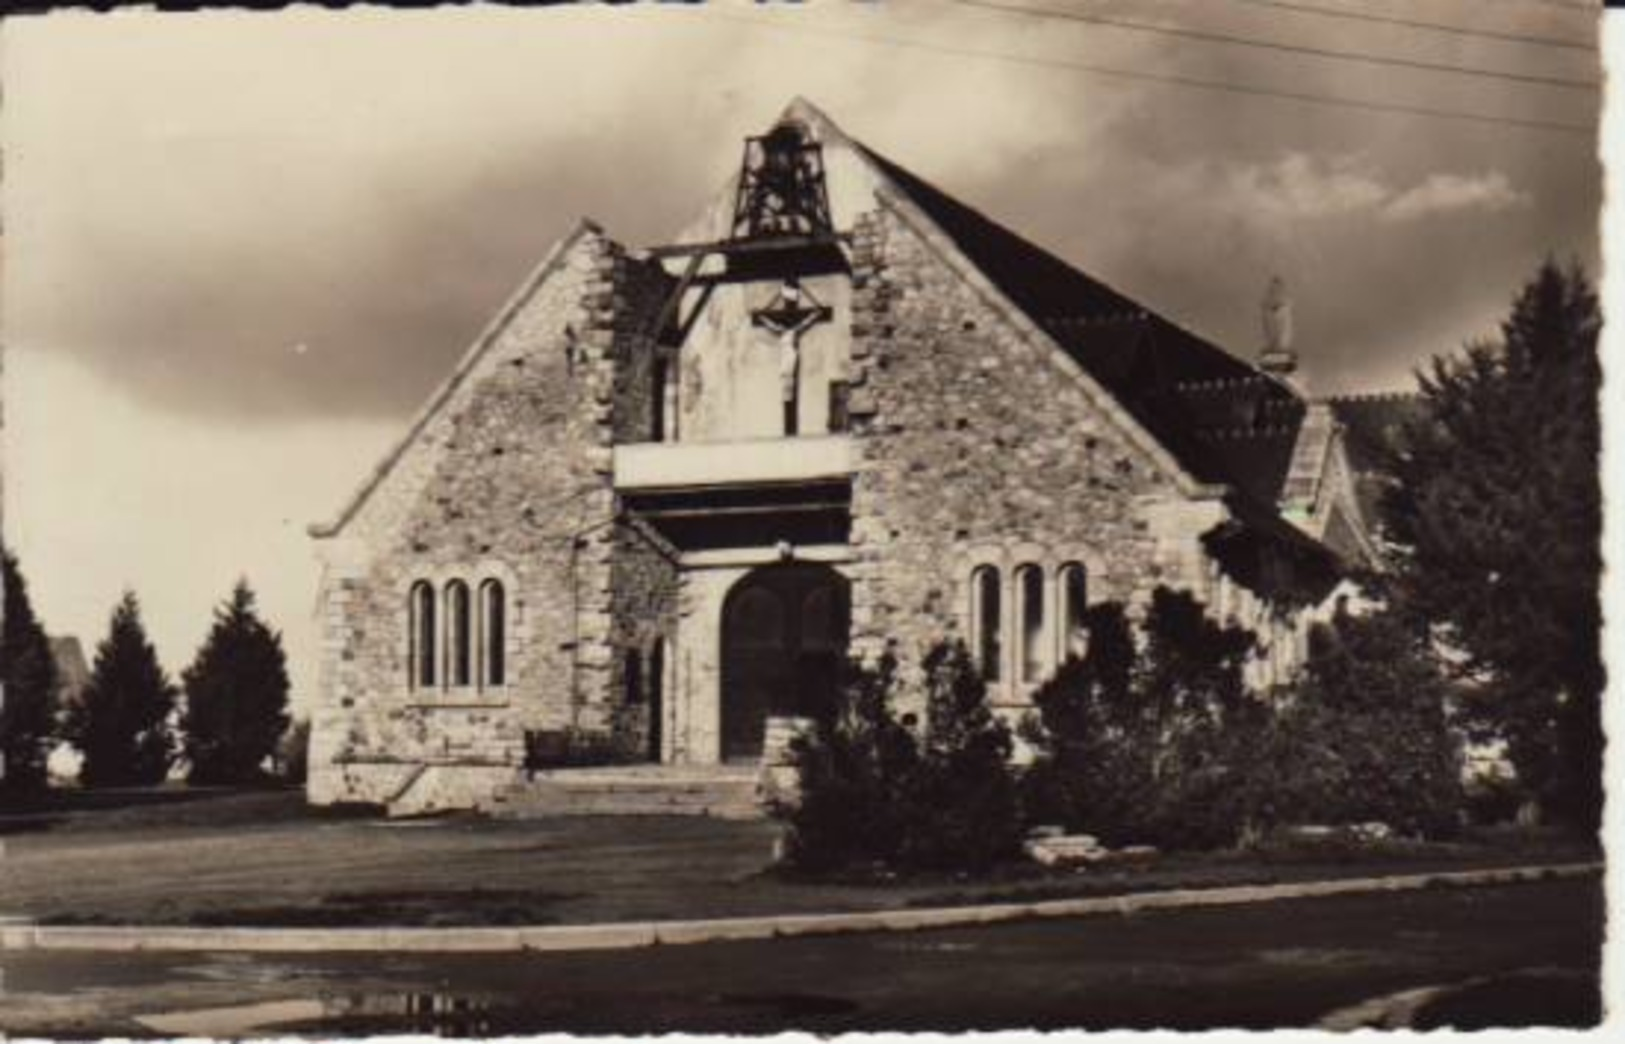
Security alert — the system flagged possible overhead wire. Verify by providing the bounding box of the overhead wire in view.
[1218,0,1596,52]
[701,9,1595,137]
[937,0,1599,90]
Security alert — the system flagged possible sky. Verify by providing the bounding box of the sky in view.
[1,0,1603,708]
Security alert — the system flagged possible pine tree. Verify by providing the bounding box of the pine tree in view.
[182,580,291,785]
[64,592,176,787]
[1382,259,1602,830]
[1,547,60,794]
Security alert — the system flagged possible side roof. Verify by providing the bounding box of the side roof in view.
[1327,392,1421,475]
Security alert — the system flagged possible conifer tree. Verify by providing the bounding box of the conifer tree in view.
[182,580,291,785]
[64,592,176,787]
[1,547,60,794]
[1382,259,1602,830]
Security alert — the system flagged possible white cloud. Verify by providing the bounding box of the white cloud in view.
[1171,152,1529,226]
[1228,153,1391,221]
[1381,171,1529,223]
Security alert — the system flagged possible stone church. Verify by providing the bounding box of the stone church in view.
[307,99,1400,814]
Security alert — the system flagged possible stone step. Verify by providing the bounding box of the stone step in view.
[491,766,765,820]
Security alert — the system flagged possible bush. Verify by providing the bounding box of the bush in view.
[777,650,918,873]
[1019,602,1140,839]
[894,642,1022,872]
[1270,605,1463,838]
[778,641,1020,875]
[1023,588,1260,850]
[1025,589,1463,849]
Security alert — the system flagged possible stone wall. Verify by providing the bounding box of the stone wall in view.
[308,224,671,806]
[674,273,853,441]
[603,520,681,754]
[843,202,1222,709]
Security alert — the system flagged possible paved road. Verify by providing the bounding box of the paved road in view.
[0,878,1601,1036]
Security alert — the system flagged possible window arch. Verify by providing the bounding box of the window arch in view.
[1058,562,1089,664]
[409,581,437,690]
[445,580,472,689]
[970,566,1002,682]
[1016,564,1045,684]
[479,579,507,690]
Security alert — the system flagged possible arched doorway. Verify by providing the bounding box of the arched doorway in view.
[720,563,850,761]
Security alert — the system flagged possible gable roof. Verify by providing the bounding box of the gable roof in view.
[1325,391,1421,534]
[1328,392,1421,475]
[847,138,1313,500]
[828,127,1355,560]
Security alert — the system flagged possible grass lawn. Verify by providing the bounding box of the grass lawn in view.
[0,788,1599,927]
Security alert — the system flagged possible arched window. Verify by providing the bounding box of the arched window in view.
[1058,563,1088,663]
[625,648,644,704]
[970,566,1002,682]
[1016,564,1045,683]
[445,580,472,689]
[479,579,506,689]
[409,581,436,690]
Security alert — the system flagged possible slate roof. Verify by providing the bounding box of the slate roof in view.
[1325,392,1421,527]
[858,143,1312,510]
[1327,392,1421,475]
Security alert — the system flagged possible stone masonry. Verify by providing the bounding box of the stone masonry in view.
[308,223,673,809]
[843,200,1224,711]
[309,100,1371,812]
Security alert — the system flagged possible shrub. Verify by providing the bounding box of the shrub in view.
[1019,602,1140,838]
[777,650,917,873]
[1024,588,1260,850]
[778,641,1021,875]
[895,641,1022,872]
[1271,605,1463,838]
[1026,587,1465,848]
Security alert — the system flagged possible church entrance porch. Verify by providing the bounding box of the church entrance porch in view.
[719,563,850,761]
[615,472,854,767]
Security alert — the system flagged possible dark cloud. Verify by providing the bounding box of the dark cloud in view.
[6,0,1602,420]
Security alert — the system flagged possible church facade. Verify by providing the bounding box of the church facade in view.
[306,100,1392,813]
